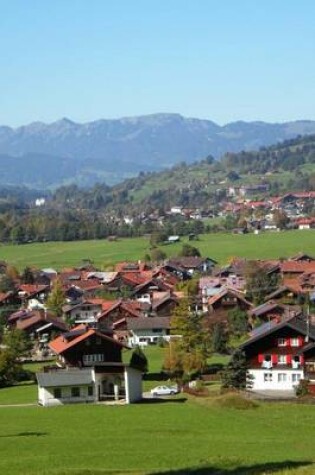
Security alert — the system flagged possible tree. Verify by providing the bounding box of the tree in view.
[46,278,65,316]
[151,248,167,262]
[0,274,16,292]
[228,308,249,337]
[21,266,35,284]
[211,323,228,354]
[2,328,32,358]
[0,329,32,387]
[244,261,279,305]
[273,210,289,229]
[166,299,209,380]
[129,346,148,373]
[179,244,201,257]
[221,349,253,390]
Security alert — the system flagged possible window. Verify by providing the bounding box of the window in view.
[291,338,299,347]
[71,387,80,398]
[278,338,286,347]
[53,388,61,398]
[88,386,94,396]
[278,355,287,365]
[83,354,104,364]
[278,373,287,383]
[262,354,272,368]
[264,373,273,382]
[292,373,301,383]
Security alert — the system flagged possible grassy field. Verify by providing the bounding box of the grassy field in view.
[0,400,314,474]
[0,353,315,474]
[1,230,315,270]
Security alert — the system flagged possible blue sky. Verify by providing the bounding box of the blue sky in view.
[1,0,315,126]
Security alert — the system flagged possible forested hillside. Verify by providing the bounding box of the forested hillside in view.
[0,134,315,243]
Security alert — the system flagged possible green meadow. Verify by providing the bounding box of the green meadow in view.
[0,346,314,474]
[0,399,314,475]
[1,229,315,270]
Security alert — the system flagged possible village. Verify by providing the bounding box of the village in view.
[1,244,315,407]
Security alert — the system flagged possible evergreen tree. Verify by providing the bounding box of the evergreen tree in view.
[129,346,148,373]
[211,322,228,353]
[221,349,253,390]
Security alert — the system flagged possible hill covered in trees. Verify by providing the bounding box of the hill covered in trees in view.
[1,133,315,243]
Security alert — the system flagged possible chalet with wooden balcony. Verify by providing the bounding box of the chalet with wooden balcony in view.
[241,315,315,392]
[36,324,142,406]
[206,288,253,325]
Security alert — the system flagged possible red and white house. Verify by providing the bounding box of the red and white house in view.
[240,315,315,392]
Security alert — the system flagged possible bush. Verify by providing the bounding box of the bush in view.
[295,379,310,397]
[211,393,258,410]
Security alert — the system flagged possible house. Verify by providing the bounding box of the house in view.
[167,256,217,275]
[8,309,68,356]
[248,301,300,326]
[62,300,103,324]
[240,314,315,393]
[264,285,301,305]
[127,317,171,347]
[36,325,142,406]
[206,288,253,324]
[17,284,50,303]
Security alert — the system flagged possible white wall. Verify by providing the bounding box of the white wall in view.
[124,367,142,403]
[249,369,303,391]
[38,385,95,406]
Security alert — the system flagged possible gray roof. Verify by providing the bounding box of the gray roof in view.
[128,317,170,331]
[241,315,315,349]
[36,369,93,387]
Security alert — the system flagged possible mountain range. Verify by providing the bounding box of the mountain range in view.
[1,113,315,188]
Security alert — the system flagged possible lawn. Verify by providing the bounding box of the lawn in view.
[1,230,315,270]
[0,400,314,474]
[1,354,315,474]
[0,383,37,405]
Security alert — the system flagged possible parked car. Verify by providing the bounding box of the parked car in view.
[150,385,178,396]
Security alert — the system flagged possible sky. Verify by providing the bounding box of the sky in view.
[1,0,315,127]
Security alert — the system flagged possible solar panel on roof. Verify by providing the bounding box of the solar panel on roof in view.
[63,329,86,339]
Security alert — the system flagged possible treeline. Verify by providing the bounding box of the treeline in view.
[221,134,315,174]
[0,208,207,244]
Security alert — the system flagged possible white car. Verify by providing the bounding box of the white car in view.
[150,385,178,396]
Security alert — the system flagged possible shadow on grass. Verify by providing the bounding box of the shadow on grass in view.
[150,460,313,475]
[138,397,187,404]
[0,431,47,438]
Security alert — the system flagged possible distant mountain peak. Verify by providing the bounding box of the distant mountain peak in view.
[0,113,315,188]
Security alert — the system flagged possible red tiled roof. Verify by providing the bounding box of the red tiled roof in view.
[18,284,49,295]
[15,311,67,331]
[281,261,315,274]
[70,279,103,291]
[49,325,125,354]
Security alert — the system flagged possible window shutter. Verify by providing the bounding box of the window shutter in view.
[258,354,264,363]
[300,355,305,365]
[286,354,292,364]
[272,354,278,364]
